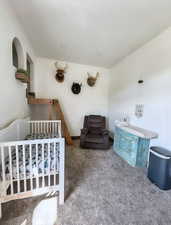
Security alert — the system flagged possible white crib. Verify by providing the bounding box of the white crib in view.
[0,119,65,219]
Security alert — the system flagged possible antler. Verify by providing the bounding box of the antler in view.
[96,72,99,79]
[54,61,58,69]
[55,61,68,72]
[87,72,91,77]
[64,63,68,72]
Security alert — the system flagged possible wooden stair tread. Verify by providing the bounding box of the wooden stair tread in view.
[16,74,30,83]
[28,98,53,105]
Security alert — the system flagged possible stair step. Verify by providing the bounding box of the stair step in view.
[28,97,73,145]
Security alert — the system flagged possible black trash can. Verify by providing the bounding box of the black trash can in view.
[148,146,171,190]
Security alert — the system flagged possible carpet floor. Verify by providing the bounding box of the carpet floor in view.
[1,140,171,225]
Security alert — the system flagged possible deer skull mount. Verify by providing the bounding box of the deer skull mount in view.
[55,62,68,83]
[87,72,99,87]
[71,82,82,95]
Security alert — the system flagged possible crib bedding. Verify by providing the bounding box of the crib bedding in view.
[1,134,60,180]
[25,133,59,140]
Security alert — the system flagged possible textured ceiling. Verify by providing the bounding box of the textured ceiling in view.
[9,0,171,68]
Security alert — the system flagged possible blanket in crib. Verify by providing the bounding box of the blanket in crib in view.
[2,134,60,180]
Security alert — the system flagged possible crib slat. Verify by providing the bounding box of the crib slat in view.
[34,123,36,134]
[9,146,14,195]
[55,122,57,136]
[37,122,39,134]
[56,122,58,135]
[32,123,34,134]
[30,123,31,134]
[42,122,43,133]
[38,122,39,134]
[1,147,5,183]
[44,122,46,133]
[46,123,48,134]
[42,143,45,187]
[39,122,41,133]
[59,139,65,204]
[40,122,41,133]
[58,121,62,137]
[48,143,50,186]
[55,122,57,134]
[35,122,37,134]
[45,122,46,134]
[16,145,20,193]
[23,144,27,192]
[56,122,58,134]
[52,122,54,134]
[29,144,33,190]
[53,142,56,185]
[51,122,53,134]
[48,122,50,134]
[35,123,37,134]
[43,122,45,134]
[50,122,52,134]
[36,144,39,188]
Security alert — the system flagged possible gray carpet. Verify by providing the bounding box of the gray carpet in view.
[1,141,171,225]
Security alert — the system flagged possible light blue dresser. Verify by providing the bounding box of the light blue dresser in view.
[114,126,155,168]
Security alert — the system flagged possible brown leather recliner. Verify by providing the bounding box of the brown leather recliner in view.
[80,115,110,150]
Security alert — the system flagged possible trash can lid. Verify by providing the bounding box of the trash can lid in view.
[150,146,171,157]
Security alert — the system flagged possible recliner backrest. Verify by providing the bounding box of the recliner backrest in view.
[83,115,106,134]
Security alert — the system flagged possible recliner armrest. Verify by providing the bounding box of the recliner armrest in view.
[101,129,109,135]
[81,128,88,135]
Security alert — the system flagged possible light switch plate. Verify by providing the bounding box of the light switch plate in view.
[135,104,144,118]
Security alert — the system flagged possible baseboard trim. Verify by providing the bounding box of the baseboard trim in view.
[72,136,113,140]
[72,136,80,140]
[109,136,114,142]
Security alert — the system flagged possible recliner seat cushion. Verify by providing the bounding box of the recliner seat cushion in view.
[88,128,102,134]
[86,134,105,143]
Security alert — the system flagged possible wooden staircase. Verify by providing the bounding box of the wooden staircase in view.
[28,97,73,145]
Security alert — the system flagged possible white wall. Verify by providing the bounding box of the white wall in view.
[109,27,171,149]
[0,0,35,128]
[34,58,110,136]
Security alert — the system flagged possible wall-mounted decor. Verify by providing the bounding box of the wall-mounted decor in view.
[135,104,144,118]
[71,82,82,94]
[15,68,30,83]
[87,72,99,87]
[54,61,68,83]
[138,80,144,84]
[12,37,24,69]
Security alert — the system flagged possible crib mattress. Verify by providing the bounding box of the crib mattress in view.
[2,134,60,180]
